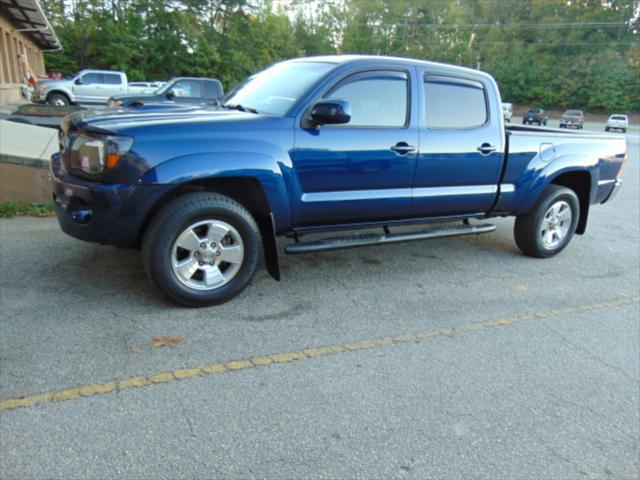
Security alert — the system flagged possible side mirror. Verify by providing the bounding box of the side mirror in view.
[166,89,175,99]
[74,77,83,85]
[307,99,351,127]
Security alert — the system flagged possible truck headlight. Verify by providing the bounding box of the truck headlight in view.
[71,135,133,174]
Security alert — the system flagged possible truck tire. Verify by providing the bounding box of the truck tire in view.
[47,92,70,106]
[142,192,260,307]
[514,185,580,258]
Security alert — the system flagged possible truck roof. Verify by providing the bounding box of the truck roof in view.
[78,69,126,74]
[287,54,494,81]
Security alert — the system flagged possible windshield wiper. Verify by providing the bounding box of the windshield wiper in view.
[223,103,259,114]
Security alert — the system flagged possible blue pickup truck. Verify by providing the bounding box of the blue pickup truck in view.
[51,55,627,306]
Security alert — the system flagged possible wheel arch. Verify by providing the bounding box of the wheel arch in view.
[136,177,281,281]
[549,170,591,235]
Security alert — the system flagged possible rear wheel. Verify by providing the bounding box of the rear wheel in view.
[514,185,579,258]
[142,192,260,307]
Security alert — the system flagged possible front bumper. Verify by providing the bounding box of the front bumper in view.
[31,91,46,103]
[50,153,172,247]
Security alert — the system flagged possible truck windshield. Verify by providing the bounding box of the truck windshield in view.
[221,61,336,116]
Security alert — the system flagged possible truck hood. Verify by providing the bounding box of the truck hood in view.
[62,106,274,135]
[37,79,70,88]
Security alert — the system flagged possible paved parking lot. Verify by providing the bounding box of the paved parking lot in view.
[0,131,638,479]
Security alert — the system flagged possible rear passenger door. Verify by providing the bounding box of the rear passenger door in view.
[413,74,504,217]
[101,73,126,100]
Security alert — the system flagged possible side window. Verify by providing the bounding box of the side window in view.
[103,74,122,85]
[171,80,201,98]
[81,73,102,85]
[323,71,408,127]
[203,80,222,99]
[424,77,487,129]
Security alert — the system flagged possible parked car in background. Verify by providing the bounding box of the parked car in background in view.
[523,108,548,125]
[127,82,164,95]
[32,69,132,106]
[559,109,584,129]
[51,55,627,306]
[605,114,628,133]
[107,77,224,108]
[501,102,512,122]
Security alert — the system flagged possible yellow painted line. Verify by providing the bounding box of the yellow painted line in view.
[1,295,637,412]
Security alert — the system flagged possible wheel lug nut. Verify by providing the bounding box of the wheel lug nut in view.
[215,251,221,256]
[194,252,200,257]
[200,242,206,248]
[198,261,204,266]
[210,242,216,248]
[210,261,215,266]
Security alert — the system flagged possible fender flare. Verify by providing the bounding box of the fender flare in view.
[139,151,292,281]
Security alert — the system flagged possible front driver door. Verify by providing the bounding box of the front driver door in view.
[291,69,419,227]
[167,79,203,105]
[73,72,102,104]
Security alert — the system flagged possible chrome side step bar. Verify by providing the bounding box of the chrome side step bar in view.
[284,223,496,254]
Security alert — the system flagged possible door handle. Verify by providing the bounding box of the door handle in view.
[477,143,497,155]
[391,142,416,155]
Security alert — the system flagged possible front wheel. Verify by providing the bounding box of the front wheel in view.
[514,185,579,258]
[142,193,260,307]
[47,93,70,106]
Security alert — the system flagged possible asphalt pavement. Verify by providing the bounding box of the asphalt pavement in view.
[0,129,638,479]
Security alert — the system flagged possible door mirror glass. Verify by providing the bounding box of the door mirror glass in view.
[309,100,351,126]
[166,89,175,99]
[74,77,83,85]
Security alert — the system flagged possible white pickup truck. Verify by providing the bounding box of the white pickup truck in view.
[32,69,157,106]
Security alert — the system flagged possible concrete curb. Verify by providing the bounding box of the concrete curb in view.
[0,153,50,170]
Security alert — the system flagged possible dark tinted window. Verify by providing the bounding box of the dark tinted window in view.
[103,74,122,85]
[81,73,102,84]
[324,71,408,127]
[424,78,486,128]
[203,80,223,99]
[565,110,583,116]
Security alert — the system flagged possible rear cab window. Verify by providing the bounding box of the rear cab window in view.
[423,75,487,129]
[103,74,123,85]
[203,80,222,99]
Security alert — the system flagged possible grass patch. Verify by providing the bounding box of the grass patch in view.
[0,201,55,218]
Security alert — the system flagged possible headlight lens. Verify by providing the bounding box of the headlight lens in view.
[71,135,133,174]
